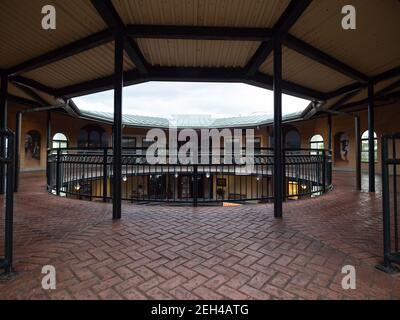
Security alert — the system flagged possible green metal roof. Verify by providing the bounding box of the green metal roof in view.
[79,109,302,129]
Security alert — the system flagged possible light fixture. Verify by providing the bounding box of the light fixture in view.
[123,175,127,182]
[301,184,307,189]
[206,172,210,178]
[174,173,179,178]
[74,183,81,191]
[256,176,260,181]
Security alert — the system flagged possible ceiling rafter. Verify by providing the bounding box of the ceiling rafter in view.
[12,82,49,106]
[7,29,114,76]
[90,0,150,75]
[127,24,272,41]
[244,0,312,76]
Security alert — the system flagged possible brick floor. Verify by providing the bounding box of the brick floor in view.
[0,171,399,300]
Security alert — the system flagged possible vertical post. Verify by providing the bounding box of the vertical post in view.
[46,111,51,191]
[273,35,283,218]
[112,33,124,220]
[103,147,108,202]
[381,136,391,268]
[368,82,375,192]
[56,148,61,196]
[322,149,326,193]
[14,112,22,192]
[327,114,333,186]
[0,73,8,195]
[355,116,361,190]
[193,165,198,207]
[5,133,14,274]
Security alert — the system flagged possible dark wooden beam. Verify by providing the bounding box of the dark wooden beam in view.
[325,82,365,100]
[127,24,272,41]
[245,0,312,75]
[90,0,150,75]
[8,94,42,108]
[337,78,400,110]
[11,76,55,96]
[372,66,400,83]
[331,89,362,110]
[55,69,145,98]
[284,34,369,83]
[12,83,49,106]
[55,66,325,101]
[247,72,325,101]
[8,29,113,75]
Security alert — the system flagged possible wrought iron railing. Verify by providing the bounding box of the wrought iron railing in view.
[47,147,332,205]
[378,133,400,272]
[0,130,14,274]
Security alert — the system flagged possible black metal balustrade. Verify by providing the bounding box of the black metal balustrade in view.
[378,133,400,272]
[0,130,14,274]
[47,147,332,206]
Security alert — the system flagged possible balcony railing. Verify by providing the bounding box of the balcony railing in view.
[378,133,400,272]
[47,147,332,205]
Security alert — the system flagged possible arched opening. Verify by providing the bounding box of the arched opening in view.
[284,129,301,149]
[361,130,378,163]
[25,130,41,163]
[310,134,324,154]
[334,132,349,163]
[78,125,108,148]
[52,133,68,149]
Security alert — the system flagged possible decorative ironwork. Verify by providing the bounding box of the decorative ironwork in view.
[377,133,400,272]
[47,147,332,206]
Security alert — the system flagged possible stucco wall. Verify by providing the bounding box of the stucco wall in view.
[6,100,400,174]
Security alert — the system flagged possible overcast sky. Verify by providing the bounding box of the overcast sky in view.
[73,82,310,118]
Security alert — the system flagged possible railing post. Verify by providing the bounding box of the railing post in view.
[14,112,22,192]
[322,150,326,193]
[193,164,198,207]
[103,148,108,202]
[56,148,61,196]
[355,116,361,191]
[380,135,392,269]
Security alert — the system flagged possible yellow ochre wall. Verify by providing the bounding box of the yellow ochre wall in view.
[6,100,400,174]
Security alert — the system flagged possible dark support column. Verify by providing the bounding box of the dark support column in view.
[46,111,52,191]
[368,82,375,192]
[112,33,124,220]
[14,112,22,192]
[0,73,8,194]
[355,116,361,190]
[273,35,283,218]
[46,111,52,149]
[327,114,332,151]
[327,114,333,186]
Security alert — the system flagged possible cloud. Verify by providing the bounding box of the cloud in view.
[73,82,310,118]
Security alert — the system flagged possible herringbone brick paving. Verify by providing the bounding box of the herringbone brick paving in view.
[0,171,399,299]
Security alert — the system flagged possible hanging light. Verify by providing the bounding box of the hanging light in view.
[256,176,260,181]
[122,175,127,182]
[206,172,210,179]
[174,173,179,178]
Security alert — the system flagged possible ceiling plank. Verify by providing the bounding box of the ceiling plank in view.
[90,0,150,75]
[245,0,312,75]
[284,34,369,83]
[8,29,113,76]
